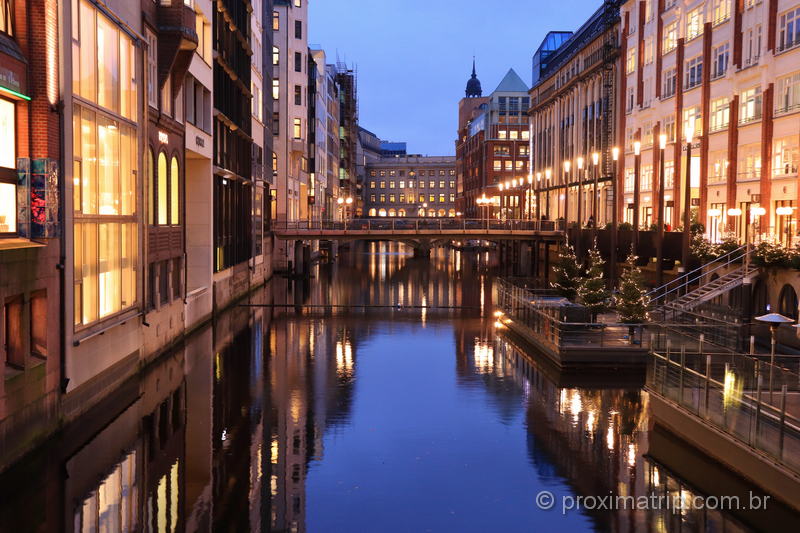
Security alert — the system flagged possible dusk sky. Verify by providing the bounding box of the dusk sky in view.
[309,0,601,156]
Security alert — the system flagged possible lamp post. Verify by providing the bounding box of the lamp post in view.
[681,118,695,274]
[756,313,795,403]
[545,168,552,222]
[611,147,620,284]
[656,134,667,287]
[563,160,571,229]
[576,157,585,257]
[591,152,600,241]
[527,174,534,221]
[633,140,642,255]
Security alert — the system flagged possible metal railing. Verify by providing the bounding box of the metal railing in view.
[496,279,650,351]
[647,244,751,306]
[272,218,566,233]
[648,348,800,475]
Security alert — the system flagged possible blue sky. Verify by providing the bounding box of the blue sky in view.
[309,0,602,155]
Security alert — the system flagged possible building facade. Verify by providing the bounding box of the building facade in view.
[364,156,458,218]
[0,0,62,454]
[529,1,622,227]
[457,69,531,219]
[620,0,800,246]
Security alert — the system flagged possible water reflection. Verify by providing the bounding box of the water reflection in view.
[0,244,795,532]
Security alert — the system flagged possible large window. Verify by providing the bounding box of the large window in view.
[662,67,676,98]
[662,21,677,53]
[686,7,703,41]
[709,98,730,132]
[739,86,762,123]
[73,103,138,326]
[71,4,140,327]
[712,42,729,78]
[776,72,800,114]
[72,0,137,121]
[778,6,800,52]
[684,56,703,90]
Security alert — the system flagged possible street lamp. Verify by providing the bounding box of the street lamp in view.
[756,313,795,403]
[633,140,642,255]
[681,117,695,274]
[545,168,552,222]
[576,156,585,256]
[610,147,620,284]
[563,160,571,226]
[591,152,600,238]
[656,133,668,286]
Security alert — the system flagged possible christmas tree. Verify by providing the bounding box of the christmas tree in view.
[551,243,581,300]
[577,242,610,322]
[615,253,650,324]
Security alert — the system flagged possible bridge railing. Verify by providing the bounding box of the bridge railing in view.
[272,218,565,232]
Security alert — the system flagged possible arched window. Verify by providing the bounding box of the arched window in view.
[388,208,396,217]
[378,208,387,217]
[398,209,406,217]
[368,208,376,217]
[170,156,179,224]
[448,209,456,217]
[438,209,445,217]
[779,284,798,320]
[157,152,168,225]
[147,148,155,224]
[418,208,425,217]
[428,209,435,217]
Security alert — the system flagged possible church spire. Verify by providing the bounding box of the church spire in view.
[465,58,482,98]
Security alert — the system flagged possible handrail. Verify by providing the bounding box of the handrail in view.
[648,244,752,306]
[271,218,567,233]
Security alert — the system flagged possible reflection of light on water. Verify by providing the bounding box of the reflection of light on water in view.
[569,390,582,417]
[627,443,637,467]
[399,283,405,306]
[480,277,485,315]
[455,251,461,272]
[421,296,427,326]
[473,340,495,374]
[559,389,568,415]
[606,424,615,451]
[290,391,302,423]
[335,340,353,375]
[271,439,279,464]
[309,325,315,357]
[652,466,660,487]
[586,410,596,434]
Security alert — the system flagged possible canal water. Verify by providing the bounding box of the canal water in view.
[0,243,797,532]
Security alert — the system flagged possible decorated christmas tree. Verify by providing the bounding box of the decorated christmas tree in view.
[551,243,581,300]
[577,242,610,322]
[615,252,650,324]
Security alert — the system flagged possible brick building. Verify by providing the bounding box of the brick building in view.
[456,67,531,219]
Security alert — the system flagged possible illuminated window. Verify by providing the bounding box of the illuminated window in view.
[776,72,800,114]
[739,86,762,123]
[293,118,301,139]
[712,0,731,24]
[74,0,138,119]
[687,7,703,41]
[272,11,279,31]
[710,98,730,132]
[0,97,16,170]
[272,79,279,100]
[626,47,636,74]
[0,0,13,36]
[73,102,138,326]
[273,46,280,65]
[662,21,677,53]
